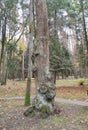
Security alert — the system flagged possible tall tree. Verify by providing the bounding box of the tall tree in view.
[25,0,34,106]
[0,0,23,84]
[80,0,88,53]
[47,0,73,79]
[24,0,55,118]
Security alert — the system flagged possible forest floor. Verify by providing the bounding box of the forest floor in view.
[0,80,88,130]
[0,79,88,101]
[0,100,88,130]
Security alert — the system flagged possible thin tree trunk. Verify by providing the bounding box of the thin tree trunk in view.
[0,16,6,67]
[21,37,25,81]
[25,0,33,106]
[1,50,7,85]
[80,0,88,76]
[0,16,7,84]
[22,50,25,80]
[80,0,88,53]
[21,10,25,81]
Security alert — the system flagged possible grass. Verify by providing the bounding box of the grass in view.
[53,116,64,123]
[56,78,88,86]
[56,79,88,101]
[56,79,78,86]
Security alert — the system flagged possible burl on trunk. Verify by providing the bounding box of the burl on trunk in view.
[24,0,55,118]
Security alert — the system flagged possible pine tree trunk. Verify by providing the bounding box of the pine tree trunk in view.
[80,0,88,53]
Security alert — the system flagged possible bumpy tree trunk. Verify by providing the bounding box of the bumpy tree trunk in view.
[24,0,55,118]
[33,0,55,111]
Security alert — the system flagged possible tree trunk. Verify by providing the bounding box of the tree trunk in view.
[33,0,55,110]
[25,0,33,106]
[0,50,7,85]
[22,50,25,80]
[0,16,6,67]
[22,10,25,81]
[80,0,88,54]
[0,16,7,84]
[80,0,88,76]
[24,0,55,118]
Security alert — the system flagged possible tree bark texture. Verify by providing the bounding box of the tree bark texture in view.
[32,0,55,112]
[80,0,88,54]
[24,0,55,118]
[0,16,7,84]
[0,50,7,85]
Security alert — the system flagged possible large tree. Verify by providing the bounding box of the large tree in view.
[24,0,55,118]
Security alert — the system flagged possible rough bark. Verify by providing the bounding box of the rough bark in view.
[0,16,6,67]
[0,16,7,84]
[80,0,88,53]
[24,0,55,118]
[34,0,55,110]
[0,50,7,85]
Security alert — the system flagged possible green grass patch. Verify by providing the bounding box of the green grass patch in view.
[56,79,78,86]
[56,79,88,86]
[53,117,64,123]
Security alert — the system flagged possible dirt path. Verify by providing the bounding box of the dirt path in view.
[55,98,88,106]
[0,96,88,106]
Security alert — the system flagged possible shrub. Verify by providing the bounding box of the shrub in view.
[78,78,85,86]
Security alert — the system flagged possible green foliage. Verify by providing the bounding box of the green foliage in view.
[47,0,74,77]
[53,117,64,123]
[6,42,17,55]
[47,0,71,17]
[50,34,73,76]
[7,57,18,73]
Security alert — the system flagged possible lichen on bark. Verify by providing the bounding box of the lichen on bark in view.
[24,0,56,118]
[32,67,56,115]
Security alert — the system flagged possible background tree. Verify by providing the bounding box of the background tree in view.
[25,0,34,106]
[0,0,20,84]
[47,0,74,80]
